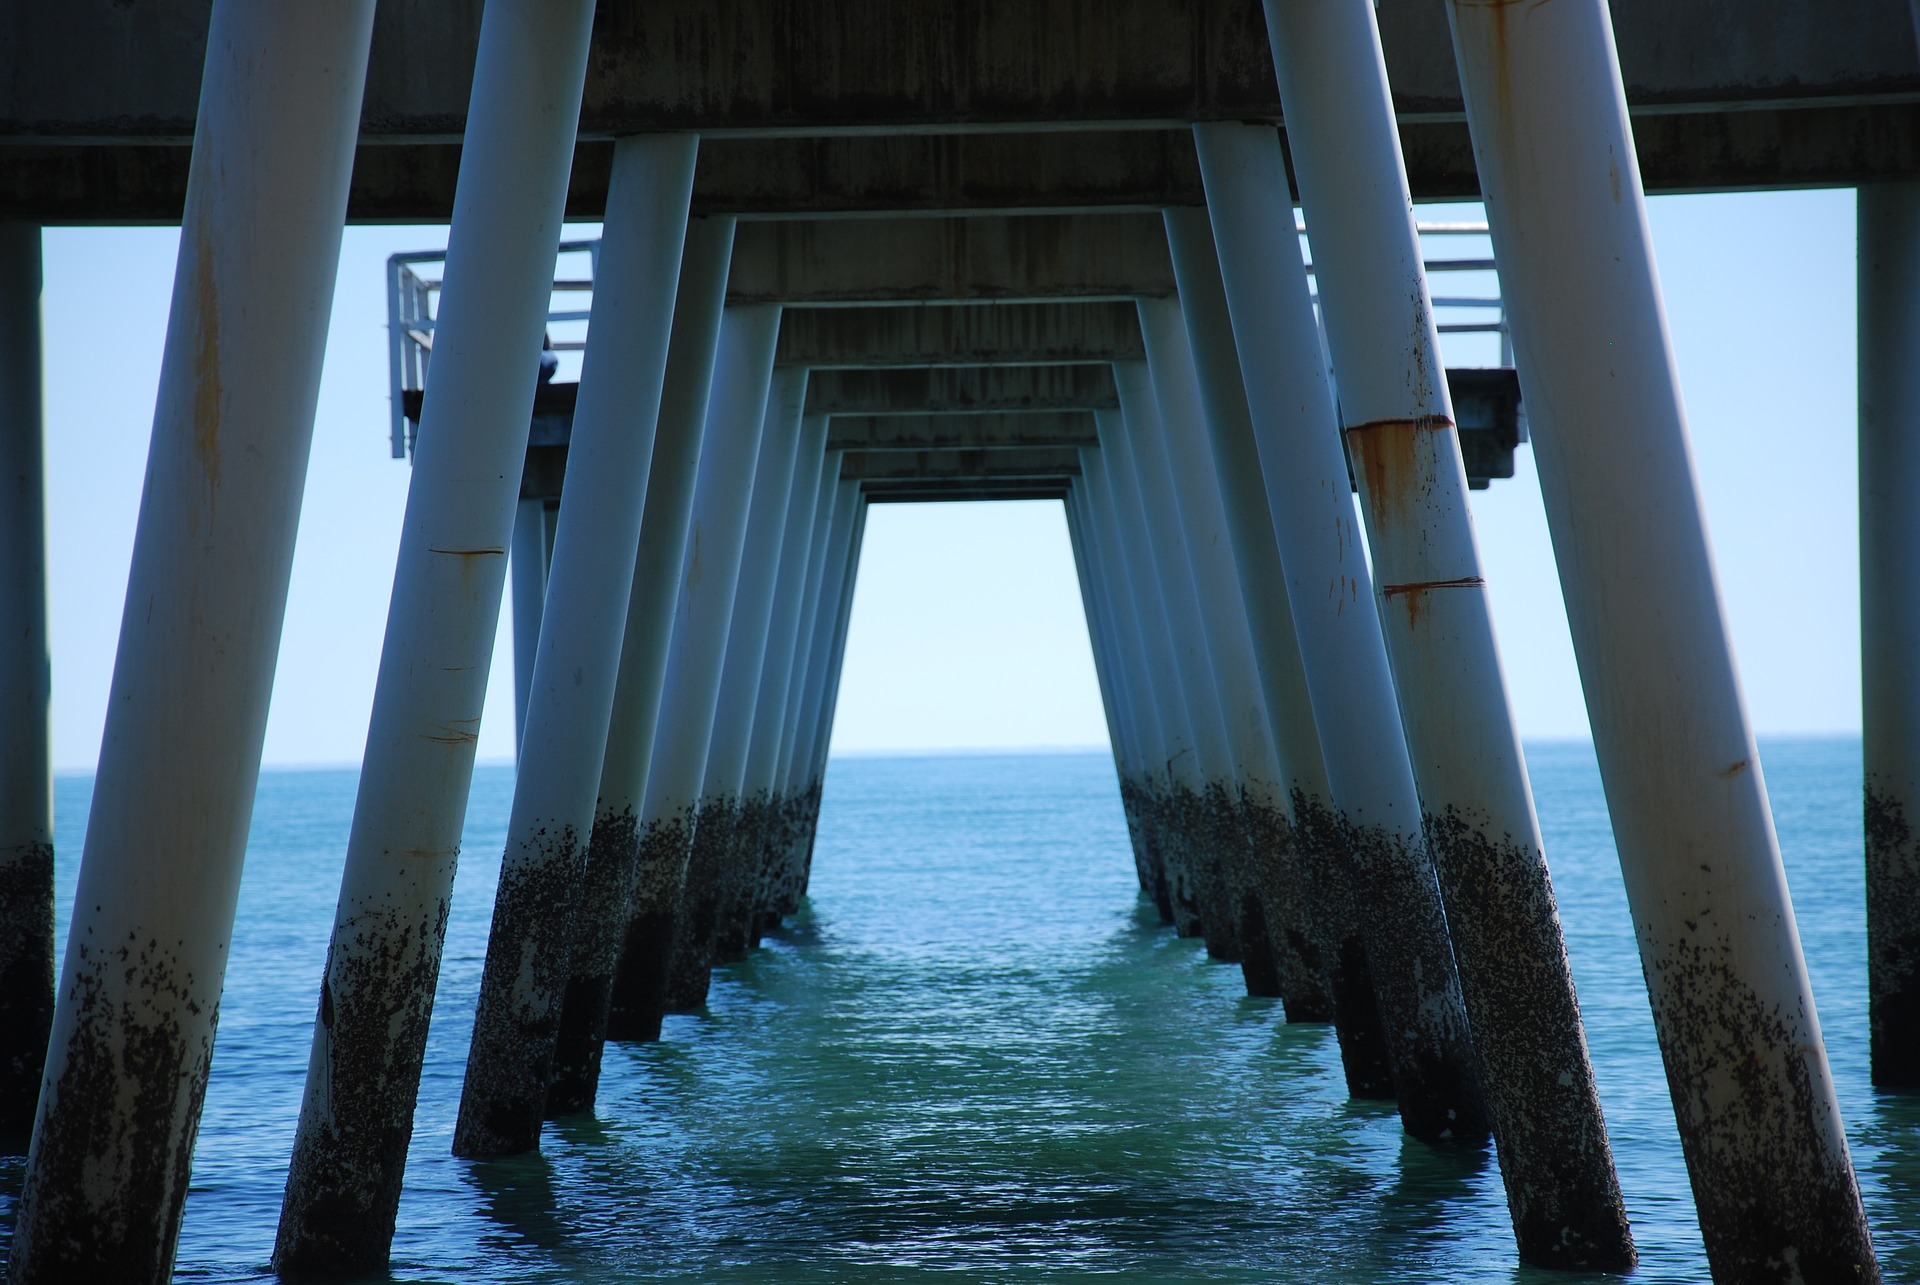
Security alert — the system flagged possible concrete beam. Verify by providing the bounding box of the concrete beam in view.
[863,480,1071,503]
[726,215,1175,304]
[809,366,1117,417]
[12,103,1920,224]
[827,410,1099,452]
[839,445,1083,482]
[10,0,1916,144]
[777,303,1143,369]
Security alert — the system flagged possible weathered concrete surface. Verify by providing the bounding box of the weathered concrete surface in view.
[828,412,1099,453]
[838,445,1081,484]
[809,365,1117,417]
[10,0,1919,224]
[779,303,1143,369]
[727,215,1176,305]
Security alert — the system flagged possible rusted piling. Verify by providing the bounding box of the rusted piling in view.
[451,133,697,1160]
[1189,122,1488,1147]
[1445,0,1877,1274]
[552,215,734,1079]
[0,223,52,1151]
[1860,183,1920,1091]
[1256,1,1634,1264]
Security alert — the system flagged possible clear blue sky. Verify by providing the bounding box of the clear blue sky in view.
[39,187,1858,770]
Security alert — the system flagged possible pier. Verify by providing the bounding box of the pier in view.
[1,1,1914,1279]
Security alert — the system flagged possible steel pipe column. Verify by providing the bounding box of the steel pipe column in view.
[604,302,781,1039]
[1089,407,1211,938]
[1191,126,1487,1146]
[738,424,833,943]
[509,495,550,752]
[1861,183,1920,1092]
[788,495,870,894]
[273,2,595,1272]
[452,133,698,1159]
[1256,2,1632,1263]
[769,477,860,915]
[561,216,735,1064]
[1136,298,1329,1003]
[1444,0,1875,1274]
[6,7,376,1281]
[0,224,51,1151]
[667,367,808,1002]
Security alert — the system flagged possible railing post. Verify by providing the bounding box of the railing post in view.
[1445,0,1877,1275]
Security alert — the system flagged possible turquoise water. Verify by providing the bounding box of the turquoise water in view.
[7,738,1919,1281]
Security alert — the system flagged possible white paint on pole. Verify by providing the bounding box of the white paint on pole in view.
[610,303,781,1033]
[1190,122,1487,1145]
[7,6,377,1280]
[453,132,698,1158]
[273,1,595,1272]
[509,495,550,755]
[0,223,52,1148]
[1443,0,1875,1272]
[1254,2,1631,1264]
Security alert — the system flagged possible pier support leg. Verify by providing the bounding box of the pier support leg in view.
[452,133,697,1159]
[1862,183,1920,1092]
[509,496,550,754]
[1070,476,1176,915]
[605,303,781,1038]
[787,497,868,897]
[5,7,376,1281]
[1088,415,1209,939]
[273,1,595,1271]
[770,478,861,916]
[0,224,52,1152]
[1137,300,1325,1003]
[1192,126,1488,1146]
[1445,0,1877,1274]
[562,216,735,1064]
[1255,2,1632,1264]
[672,370,808,994]
[739,427,832,945]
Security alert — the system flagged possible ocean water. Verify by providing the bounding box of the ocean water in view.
[6,738,1918,1281]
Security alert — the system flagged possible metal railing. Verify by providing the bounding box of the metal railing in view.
[385,221,1508,459]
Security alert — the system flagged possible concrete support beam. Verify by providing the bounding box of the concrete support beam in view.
[0,223,51,1152]
[452,133,698,1160]
[1861,182,1920,1091]
[273,2,594,1272]
[6,6,376,1281]
[12,0,1918,148]
[604,303,780,1041]
[726,215,1175,305]
[778,303,1143,369]
[827,411,1098,452]
[808,365,1117,417]
[1446,0,1876,1274]
[839,446,1081,483]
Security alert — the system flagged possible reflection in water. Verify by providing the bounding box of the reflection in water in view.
[11,744,1916,1281]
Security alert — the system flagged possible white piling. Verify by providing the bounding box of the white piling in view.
[1443,0,1876,1271]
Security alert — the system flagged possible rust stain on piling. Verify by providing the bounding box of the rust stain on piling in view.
[1380,576,1485,628]
[1346,414,1453,533]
